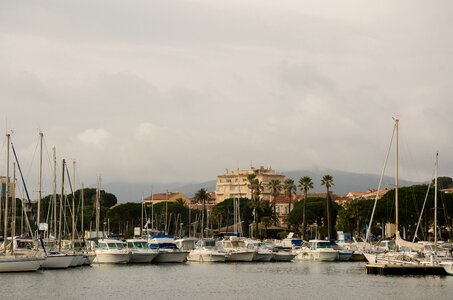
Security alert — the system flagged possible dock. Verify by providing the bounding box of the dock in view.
[366,264,448,276]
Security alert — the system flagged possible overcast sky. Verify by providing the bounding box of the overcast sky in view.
[1,0,453,194]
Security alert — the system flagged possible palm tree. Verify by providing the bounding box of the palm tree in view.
[194,188,210,238]
[267,179,282,226]
[247,174,264,236]
[321,175,334,240]
[298,176,313,240]
[283,179,297,228]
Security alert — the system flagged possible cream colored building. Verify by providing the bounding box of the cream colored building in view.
[143,192,191,205]
[215,167,285,203]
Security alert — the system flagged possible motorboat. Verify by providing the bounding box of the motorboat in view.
[260,241,295,262]
[148,235,189,263]
[187,239,226,262]
[175,237,199,251]
[126,239,158,263]
[294,240,338,262]
[93,239,130,264]
[244,239,273,262]
[216,237,255,262]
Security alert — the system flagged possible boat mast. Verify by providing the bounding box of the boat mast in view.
[141,193,144,237]
[3,133,10,254]
[71,161,76,249]
[59,159,65,251]
[96,176,100,239]
[81,183,84,239]
[53,147,57,239]
[37,131,43,236]
[395,118,399,235]
[11,162,16,255]
[434,152,438,254]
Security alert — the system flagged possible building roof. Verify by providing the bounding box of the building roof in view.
[144,192,184,201]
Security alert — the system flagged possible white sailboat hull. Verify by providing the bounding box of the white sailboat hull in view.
[41,254,73,269]
[83,253,96,265]
[0,256,45,272]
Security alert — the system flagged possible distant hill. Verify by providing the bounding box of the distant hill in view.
[104,169,420,203]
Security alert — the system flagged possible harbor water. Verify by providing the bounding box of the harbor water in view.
[2,262,453,300]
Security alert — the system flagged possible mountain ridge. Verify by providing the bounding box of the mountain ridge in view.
[104,169,420,203]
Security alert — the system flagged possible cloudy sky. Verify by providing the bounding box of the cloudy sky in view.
[1,0,453,193]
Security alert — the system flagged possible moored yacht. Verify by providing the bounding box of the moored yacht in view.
[187,239,226,262]
[148,235,189,263]
[244,239,273,262]
[216,237,255,262]
[126,239,158,263]
[294,240,338,262]
[93,239,130,264]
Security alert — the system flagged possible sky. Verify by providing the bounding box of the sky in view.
[1,0,453,195]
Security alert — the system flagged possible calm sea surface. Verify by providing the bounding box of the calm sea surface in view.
[2,262,453,300]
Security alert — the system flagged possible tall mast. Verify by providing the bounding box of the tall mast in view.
[81,184,84,239]
[151,191,154,233]
[71,161,76,248]
[3,133,10,254]
[11,162,16,255]
[434,152,438,253]
[52,147,57,238]
[37,131,43,233]
[395,118,399,233]
[141,193,144,237]
[59,159,65,251]
[96,176,100,238]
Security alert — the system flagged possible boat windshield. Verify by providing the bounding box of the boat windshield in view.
[103,242,124,250]
[128,242,146,249]
[312,241,332,249]
[203,240,216,248]
[231,241,246,248]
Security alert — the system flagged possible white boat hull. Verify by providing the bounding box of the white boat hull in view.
[225,251,255,262]
[0,256,44,272]
[83,253,96,265]
[253,252,273,262]
[93,252,130,264]
[187,251,226,263]
[41,254,73,269]
[130,251,158,263]
[271,252,296,262]
[336,250,353,261]
[294,249,338,262]
[153,251,188,263]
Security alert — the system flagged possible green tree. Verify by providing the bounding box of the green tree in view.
[321,174,335,240]
[283,178,297,229]
[260,216,272,238]
[194,188,211,237]
[267,179,282,226]
[298,176,314,240]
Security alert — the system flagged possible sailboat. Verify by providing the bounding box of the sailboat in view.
[0,133,45,272]
[363,119,425,265]
[364,120,449,275]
